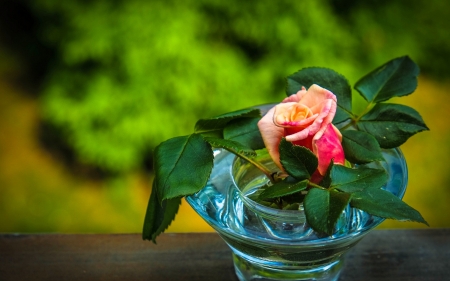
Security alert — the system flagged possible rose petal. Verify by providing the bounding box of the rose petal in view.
[257,106,284,169]
[299,84,337,109]
[284,98,335,142]
[305,99,335,136]
[331,123,343,142]
[287,131,314,151]
[313,124,345,175]
[285,127,310,142]
[273,103,317,127]
[282,86,307,103]
[258,84,343,175]
[279,113,318,128]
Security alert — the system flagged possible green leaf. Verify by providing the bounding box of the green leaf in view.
[258,179,308,200]
[223,117,265,150]
[334,107,354,125]
[355,56,419,103]
[351,188,428,225]
[142,183,182,243]
[203,136,256,157]
[330,165,388,193]
[255,148,270,158]
[281,191,306,205]
[357,103,429,148]
[279,138,318,180]
[286,67,353,123]
[319,160,333,189]
[304,188,351,235]
[154,134,214,201]
[194,108,261,133]
[341,130,384,164]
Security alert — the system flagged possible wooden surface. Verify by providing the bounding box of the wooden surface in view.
[1,229,449,281]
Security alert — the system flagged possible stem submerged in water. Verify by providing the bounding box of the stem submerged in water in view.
[235,153,275,183]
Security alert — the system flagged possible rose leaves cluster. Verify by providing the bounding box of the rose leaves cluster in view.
[143,107,266,242]
[143,56,428,242]
[255,56,428,234]
[258,84,345,177]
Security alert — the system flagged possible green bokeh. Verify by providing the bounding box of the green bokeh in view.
[0,0,449,233]
[32,0,366,172]
[31,0,450,172]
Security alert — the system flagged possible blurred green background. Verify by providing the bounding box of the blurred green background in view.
[0,0,449,233]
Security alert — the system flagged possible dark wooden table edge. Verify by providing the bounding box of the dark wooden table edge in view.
[1,229,449,281]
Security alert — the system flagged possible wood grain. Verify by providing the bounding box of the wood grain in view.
[1,229,449,281]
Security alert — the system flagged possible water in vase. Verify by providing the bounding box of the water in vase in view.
[186,149,407,281]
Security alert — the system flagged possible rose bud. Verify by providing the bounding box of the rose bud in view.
[258,84,345,177]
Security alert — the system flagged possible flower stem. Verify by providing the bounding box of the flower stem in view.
[235,153,275,183]
[307,182,326,190]
[339,121,355,131]
[340,101,374,131]
[354,101,374,122]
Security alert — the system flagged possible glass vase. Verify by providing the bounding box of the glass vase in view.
[186,148,407,281]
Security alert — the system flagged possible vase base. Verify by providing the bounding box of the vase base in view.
[232,253,343,281]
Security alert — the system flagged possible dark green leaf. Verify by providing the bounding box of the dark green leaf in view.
[194,108,261,133]
[197,129,223,139]
[223,117,265,150]
[304,188,351,235]
[319,160,333,189]
[281,191,306,205]
[279,138,318,180]
[142,183,182,243]
[357,103,429,148]
[341,130,384,164]
[355,56,419,103]
[351,188,428,225]
[330,165,388,193]
[334,107,354,125]
[203,136,256,157]
[286,67,352,122]
[258,179,308,200]
[154,134,214,201]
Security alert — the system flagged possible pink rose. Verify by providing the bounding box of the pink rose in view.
[258,84,345,177]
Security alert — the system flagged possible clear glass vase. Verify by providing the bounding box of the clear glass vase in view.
[186,148,407,281]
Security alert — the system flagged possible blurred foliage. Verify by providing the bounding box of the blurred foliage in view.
[1,0,450,233]
[329,0,450,79]
[1,0,448,174]
[29,0,364,172]
[23,0,450,173]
